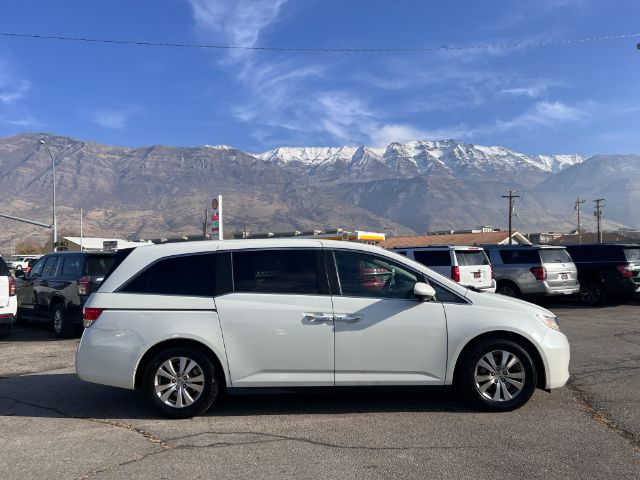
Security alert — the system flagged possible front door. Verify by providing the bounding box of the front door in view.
[330,249,448,386]
[215,247,335,387]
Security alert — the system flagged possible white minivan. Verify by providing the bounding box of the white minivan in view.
[76,240,570,418]
[392,246,496,292]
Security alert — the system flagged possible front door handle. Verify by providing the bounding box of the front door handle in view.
[334,314,362,322]
[303,312,334,323]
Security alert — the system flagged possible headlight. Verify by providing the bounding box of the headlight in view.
[537,313,560,331]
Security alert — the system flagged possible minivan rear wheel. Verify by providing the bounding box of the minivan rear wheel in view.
[457,338,536,411]
[143,347,219,419]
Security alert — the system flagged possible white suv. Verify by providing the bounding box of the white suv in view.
[76,239,570,418]
[0,258,17,339]
[392,246,496,293]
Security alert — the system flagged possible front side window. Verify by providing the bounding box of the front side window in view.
[233,249,322,295]
[28,257,47,278]
[42,257,59,277]
[334,250,419,299]
[122,253,216,296]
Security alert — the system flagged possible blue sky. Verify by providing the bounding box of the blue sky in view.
[1,0,639,155]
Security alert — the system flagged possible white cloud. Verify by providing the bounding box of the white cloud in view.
[187,0,288,48]
[0,57,37,127]
[90,106,143,130]
[497,101,589,130]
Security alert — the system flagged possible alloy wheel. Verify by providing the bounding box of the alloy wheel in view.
[474,350,525,402]
[580,284,601,305]
[153,356,206,409]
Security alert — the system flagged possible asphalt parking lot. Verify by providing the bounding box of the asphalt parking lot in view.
[1,300,639,480]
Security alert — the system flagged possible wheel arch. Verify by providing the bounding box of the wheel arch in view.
[134,338,228,390]
[450,330,547,390]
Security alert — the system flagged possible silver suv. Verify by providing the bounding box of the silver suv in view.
[482,245,579,299]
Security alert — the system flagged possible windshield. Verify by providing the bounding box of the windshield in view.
[624,248,640,263]
[85,256,116,276]
[455,250,490,266]
[539,249,572,263]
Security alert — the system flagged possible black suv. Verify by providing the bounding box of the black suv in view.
[15,252,115,337]
[564,244,640,306]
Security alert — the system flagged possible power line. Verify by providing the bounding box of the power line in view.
[1,31,640,54]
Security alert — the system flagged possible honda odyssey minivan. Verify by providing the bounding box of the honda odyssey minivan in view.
[76,240,570,418]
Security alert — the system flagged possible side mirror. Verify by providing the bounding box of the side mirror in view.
[414,282,436,302]
[14,270,26,279]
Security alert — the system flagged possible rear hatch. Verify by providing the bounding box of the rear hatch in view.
[83,255,116,295]
[623,247,640,290]
[454,249,493,289]
[540,248,578,288]
[0,260,9,307]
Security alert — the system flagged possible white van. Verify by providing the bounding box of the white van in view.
[393,246,496,292]
[76,240,569,418]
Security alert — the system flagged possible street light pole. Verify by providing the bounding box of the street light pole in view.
[40,139,57,252]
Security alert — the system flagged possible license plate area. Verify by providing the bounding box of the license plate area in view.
[560,273,568,280]
[474,272,481,279]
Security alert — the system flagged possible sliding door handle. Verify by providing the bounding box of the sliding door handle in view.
[334,314,362,322]
[303,312,334,323]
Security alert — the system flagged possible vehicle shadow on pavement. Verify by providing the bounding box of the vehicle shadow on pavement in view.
[0,373,474,420]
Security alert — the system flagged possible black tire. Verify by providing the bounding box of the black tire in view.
[143,347,219,419]
[497,281,521,299]
[457,338,537,412]
[52,303,75,338]
[0,322,11,339]
[579,282,604,306]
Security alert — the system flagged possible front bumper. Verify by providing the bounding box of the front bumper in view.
[540,329,571,389]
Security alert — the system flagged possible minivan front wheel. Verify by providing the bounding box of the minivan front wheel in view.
[458,339,536,411]
[143,347,219,419]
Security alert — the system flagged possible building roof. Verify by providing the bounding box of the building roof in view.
[551,232,640,245]
[379,231,529,249]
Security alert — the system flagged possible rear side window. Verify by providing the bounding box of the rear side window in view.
[62,256,83,276]
[233,249,322,295]
[624,248,640,262]
[499,249,540,264]
[539,249,572,264]
[566,246,623,262]
[122,253,216,296]
[413,250,451,267]
[85,256,115,276]
[455,250,490,266]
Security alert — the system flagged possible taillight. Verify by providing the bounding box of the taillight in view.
[83,307,104,328]
[8,276,16,296]
[617,265,633,278]
[530,266,547,281]
[490,266,495,279]
[78,275,90,295]
[451,266,461,282]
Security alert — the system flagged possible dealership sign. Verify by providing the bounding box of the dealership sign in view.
[209,195,223,241]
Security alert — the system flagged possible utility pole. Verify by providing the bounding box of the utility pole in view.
[40,139,58,252]
[574,198,585,243]
[502,190,520,245]
[593,198,605,244]
[202,208,208,240]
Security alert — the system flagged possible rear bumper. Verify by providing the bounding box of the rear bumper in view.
[0,313,14,325]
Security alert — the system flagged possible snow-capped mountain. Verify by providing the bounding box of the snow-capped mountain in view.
[256,140,584,186]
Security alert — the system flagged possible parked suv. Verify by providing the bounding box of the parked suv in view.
[563,244,640,306]
[482,245,579,299]
[392,246,496,292]
[0,257,17,339]
[15,252,115,337]
[76,239,569,418]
